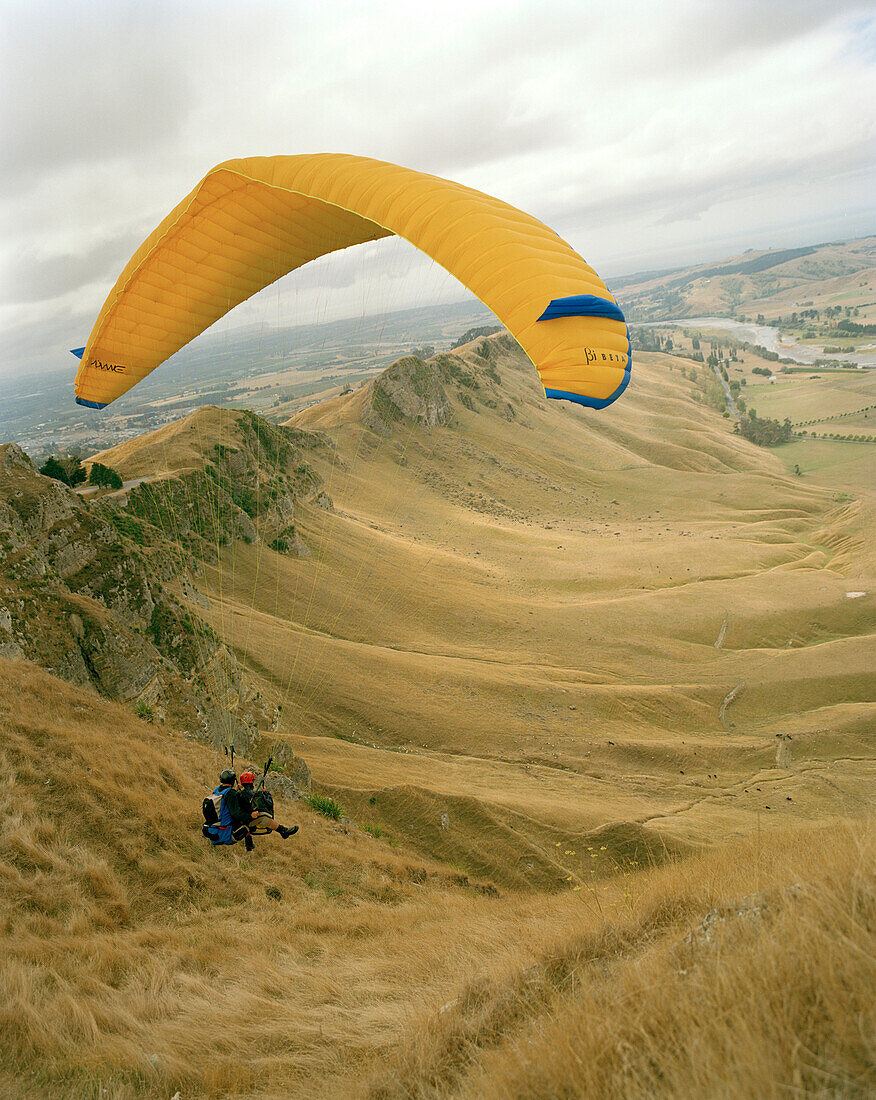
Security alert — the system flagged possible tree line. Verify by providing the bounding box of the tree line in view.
[734,411,793,447]
[39,455,123,490]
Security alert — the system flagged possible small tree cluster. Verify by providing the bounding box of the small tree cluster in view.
[88,462,123,489]
[39,455,86,487]
[450,325,501,350]
[734,411,793,447]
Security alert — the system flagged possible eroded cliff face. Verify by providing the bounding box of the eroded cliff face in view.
[0,443,165,696]
[0,436,314,781]
[362,356,453,436]
[114,411,332,563]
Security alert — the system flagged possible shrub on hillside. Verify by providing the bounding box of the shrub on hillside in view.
[134,700,154,723]
[307,793,343,820]
[88,462,123,490]
[110,512,146,545]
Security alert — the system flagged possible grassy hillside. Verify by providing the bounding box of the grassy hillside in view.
[268,339,873,850]
[619,236,876,322]
[5,317,873,1097]
[0,660,510,1099]
[81,332,876,874]
[366,819,875,1100]
[1,659,872,1099]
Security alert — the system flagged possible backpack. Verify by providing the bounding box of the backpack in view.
[201,786,248,845]
[202,789,223,825]
[253,788,274,816]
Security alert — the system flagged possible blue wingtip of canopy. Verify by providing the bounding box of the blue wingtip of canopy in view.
[75,397,108,409]
[70,347,86,359]
[545,367,631,410]
[536,294,626,324]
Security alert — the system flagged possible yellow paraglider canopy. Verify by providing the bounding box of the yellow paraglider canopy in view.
[73,154,630,410]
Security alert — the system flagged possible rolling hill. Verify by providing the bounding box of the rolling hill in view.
[618,235,876,322]
[83,330,875,869]
[2,320,874,1097]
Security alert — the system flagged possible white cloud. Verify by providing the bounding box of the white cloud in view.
[1,0,873,377]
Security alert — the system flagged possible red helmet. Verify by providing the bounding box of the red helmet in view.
[239,771,256,786]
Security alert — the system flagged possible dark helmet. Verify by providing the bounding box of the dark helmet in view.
[219,769,236,785]
[239,771,256,786]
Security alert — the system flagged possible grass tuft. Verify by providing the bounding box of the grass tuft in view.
[306,793,343,820]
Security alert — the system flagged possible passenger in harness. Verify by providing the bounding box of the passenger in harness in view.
[202,769,255,850]
[239,770,299,840]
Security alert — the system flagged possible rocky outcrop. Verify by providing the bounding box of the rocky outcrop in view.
[362,356,452,436]
[0,444,159,630]
[673,883,805,972]
[264,746,312,800]
[0,408,339,788]
[0,444,163,693]
[0,442,271,742]
[121,411,328,560]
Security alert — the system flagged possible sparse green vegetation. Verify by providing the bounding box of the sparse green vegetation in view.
[237,408,293,466]
[109,511,147,545]
[307,793,343,820]
[436,354,479,389]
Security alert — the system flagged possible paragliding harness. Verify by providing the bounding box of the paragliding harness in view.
[202,784,249,846]
[248,756,275,835]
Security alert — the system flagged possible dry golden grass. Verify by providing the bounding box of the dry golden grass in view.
[5,327,873,1097]
[362,820,876,1100]
[0,660,540,1098]
[171,338,874,866]
[89,406,245,480]
[2,658,873,1099]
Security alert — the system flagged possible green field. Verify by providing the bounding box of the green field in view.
[745,370,876,424]
[824,409,876,435]
[774,436,876,493]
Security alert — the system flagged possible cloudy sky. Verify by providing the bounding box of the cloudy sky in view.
[1,0,874,379]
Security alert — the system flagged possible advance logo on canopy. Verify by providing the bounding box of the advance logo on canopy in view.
[70,347,125,373]
[69,347,125,408]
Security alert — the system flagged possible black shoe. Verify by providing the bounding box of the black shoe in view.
[244,835,255,852]
[279,825,299,839]
[202,824,211,839]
